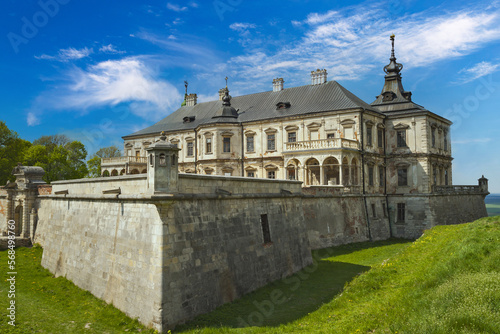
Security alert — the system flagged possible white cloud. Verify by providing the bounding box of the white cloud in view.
[35,47,93,62]
[167,3,187,12]
[30,57,183,122]
[230,22,257,32]
[220,4,500,88]
[457,61,500,83]
[189,2,199,8]
[27,112,40,126]
[99,44,126,54]
[173,18,183,25]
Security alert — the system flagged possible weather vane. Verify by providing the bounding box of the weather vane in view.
[184,80,188,95]
[225,76,228,87]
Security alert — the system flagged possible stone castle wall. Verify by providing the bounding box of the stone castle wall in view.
[34,175,312,331]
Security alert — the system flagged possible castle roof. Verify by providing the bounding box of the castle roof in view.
[124,80,379,138]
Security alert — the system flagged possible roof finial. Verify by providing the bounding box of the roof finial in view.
[384,34,403,75]
[184,80,188,95]
[222,77,231,106]
[225,76,228,88]
[390,34,396,60]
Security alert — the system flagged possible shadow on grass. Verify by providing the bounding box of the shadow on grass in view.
[175,238,412,332]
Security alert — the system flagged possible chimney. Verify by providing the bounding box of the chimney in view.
[186,93,197,106]
[311,69,327,85]
[273,78,284,92]
[219,87,228,100]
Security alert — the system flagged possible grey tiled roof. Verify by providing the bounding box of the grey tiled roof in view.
[124,81,380,138]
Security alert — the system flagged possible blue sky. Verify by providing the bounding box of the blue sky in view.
[1,0,499,192]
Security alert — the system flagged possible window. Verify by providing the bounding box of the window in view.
[288,132,297,143]
[445,170,449,185]
[379,166,384,187]
[267,170,276,179]
[187,142,194,157]
[223,137,231,153]
[397,130,407,147]
[444,131,448,151]
[247,171,255,177]
[267,134,276,151]
[261,214,271,244]
[398,167,408,186]
[378,128,384,148]
[327,133,335,139]
[431,127,436,148]
[397,203,406,222]
[287,168,296,180]
[149,154,154,166]
[135,150,140,158]
[368,166,374,186]
[206,138,212,153]
[159,153,166,166]
[433,167,438,185]
[246,135,254,152]
[344,127,353,139]
[382,203,387,217]
[371,204,376,217]
[367,126,373,146]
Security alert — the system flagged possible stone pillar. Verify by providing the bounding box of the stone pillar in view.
[22,198,30,238]
[30,208,37,240]
[320,165,324,185]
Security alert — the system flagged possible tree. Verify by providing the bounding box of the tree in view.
[23,137,88,183]
[87,145,122,178]
[0,121,31,185]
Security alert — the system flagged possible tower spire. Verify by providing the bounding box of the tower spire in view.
[384,34,403,75]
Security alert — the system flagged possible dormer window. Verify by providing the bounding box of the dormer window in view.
[276,102,291,110]
[382,91,396,102]
[183,116,196,123]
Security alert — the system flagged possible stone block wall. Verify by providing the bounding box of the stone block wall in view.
[50,174,148,196]
[302,188,391,249]
[429,193,488,226]
[157,196,311,328]
[35,197,164,329]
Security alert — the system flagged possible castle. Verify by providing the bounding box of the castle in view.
[0,37,489,332]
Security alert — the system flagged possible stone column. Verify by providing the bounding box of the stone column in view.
[22,197,30,238]
[320,165,324,185]
[30,208,37,240]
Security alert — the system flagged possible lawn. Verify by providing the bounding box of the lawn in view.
[2,216,499,334]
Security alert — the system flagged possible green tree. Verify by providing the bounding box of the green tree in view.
[0,121,31,185]
[23,137,88,183]
[87,145,122,178]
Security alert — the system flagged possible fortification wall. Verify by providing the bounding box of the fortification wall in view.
[302,188,391,249]
[429,193,488,226]
[387,195,432,239]
[157,195,311,328]
[35,197,164,329]
[35,175,311,331]
[51,174,148,195]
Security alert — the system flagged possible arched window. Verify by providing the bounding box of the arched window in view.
[159,153,166,166]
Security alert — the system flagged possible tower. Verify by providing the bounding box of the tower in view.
[146,132,180,194]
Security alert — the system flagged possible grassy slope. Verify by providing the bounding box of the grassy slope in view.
[178,216,500,334]
[0,247,157,334]
[1,217,499,334]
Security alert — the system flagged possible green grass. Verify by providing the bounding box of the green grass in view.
[0,246,158,334]
[2,217,500,334]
